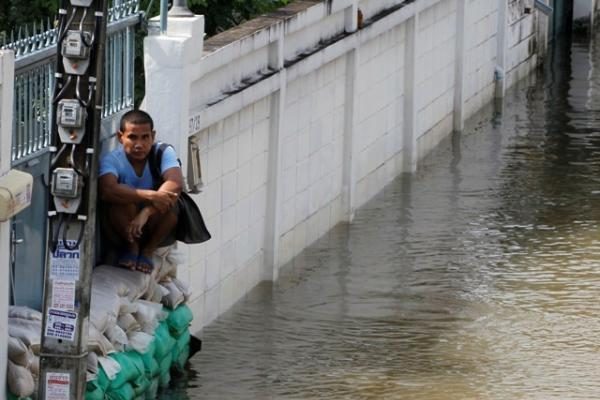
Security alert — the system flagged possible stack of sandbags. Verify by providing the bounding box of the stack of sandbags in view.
[164,304,194,372]
[7,306,42,400]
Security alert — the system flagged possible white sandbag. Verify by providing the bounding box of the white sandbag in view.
[7,360,35,398]
[90,286,121,334]
[98,356,121,381]
[9,306,42,321]
[88,352,99,375]
[161,280,184,309]
[134,300,166,334]
[165,245,187,268]
[30,355,40,378]
[117,313,140,334]
[105,325,129,352]
[8,317,41,348]
[7,336,33,367]
[88,325,114,356]
[94,265,152,301]
[126,331,154,354]
[172,277,192,302]
[119,297,138,315]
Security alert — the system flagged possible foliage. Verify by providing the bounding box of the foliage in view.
[1,0,59,42]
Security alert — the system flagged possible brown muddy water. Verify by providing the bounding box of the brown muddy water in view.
[161,32,600,400]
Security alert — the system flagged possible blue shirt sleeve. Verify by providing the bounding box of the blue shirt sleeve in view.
[99,152,120,179]
[160,146,181,174]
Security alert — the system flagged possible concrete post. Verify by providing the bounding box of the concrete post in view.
[403,14,418,173]
[0,49,15,400]
[144,15,205,180]
[453,0,467,132]
[264,26,286,280]
[341,47,359,221]
[495,0,508,99]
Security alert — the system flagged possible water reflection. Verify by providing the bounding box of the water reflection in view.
[165,31,600,399]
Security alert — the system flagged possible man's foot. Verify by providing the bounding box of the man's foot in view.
[117,251,138,270]
[136,254,154,274]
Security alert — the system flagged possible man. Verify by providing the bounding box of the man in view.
[99,109,183,273]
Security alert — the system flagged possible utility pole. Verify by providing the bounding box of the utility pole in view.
[38,0,108,398]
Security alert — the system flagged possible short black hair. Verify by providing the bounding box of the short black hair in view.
[119,109,154,132]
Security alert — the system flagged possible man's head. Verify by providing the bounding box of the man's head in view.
[118,110,155,163]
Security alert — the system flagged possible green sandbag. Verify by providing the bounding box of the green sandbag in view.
[85,380,104,400]
[158,352,173,376]
[158,369,171,389]
[166,304,193,337]
[105,382,135,400]
[109,352,145,389]
[172,344,190,372]
[144,377,159,400]
[131,374,150,397]
[140,351,160,378]
[171,330,190,372]
[95,366,110,392]
[8,393,31,400]
[154,322,176,360]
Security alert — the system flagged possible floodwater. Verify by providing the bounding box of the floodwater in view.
[164,32,600,399]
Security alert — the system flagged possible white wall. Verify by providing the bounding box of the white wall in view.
[145,0,548,332]
[0,50,15,400]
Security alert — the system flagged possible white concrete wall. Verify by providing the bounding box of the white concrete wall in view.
[144,0,549,332]
[0,50,15,400]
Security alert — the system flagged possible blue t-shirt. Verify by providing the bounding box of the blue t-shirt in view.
[99,144,180,189]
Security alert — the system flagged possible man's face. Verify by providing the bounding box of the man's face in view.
[118,122,155,162]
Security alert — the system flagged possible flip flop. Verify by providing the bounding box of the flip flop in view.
[136,255,154,274]
[117,251,138,270]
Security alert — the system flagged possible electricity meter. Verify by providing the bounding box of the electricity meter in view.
[57,99,86,144]
[61,31,92,75]
[51,168,82,199]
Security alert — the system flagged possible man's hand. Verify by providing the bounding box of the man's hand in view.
[127,208,152,243]
[149,189,178,213]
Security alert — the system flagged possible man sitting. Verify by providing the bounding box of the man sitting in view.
[99,109,183,273]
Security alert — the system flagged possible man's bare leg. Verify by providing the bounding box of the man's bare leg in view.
[107,203,140,267]
[138,209,177,272]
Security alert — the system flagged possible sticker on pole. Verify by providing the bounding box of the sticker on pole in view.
[45,372,70,400]
[45,309,77,341]
[51,280,76,311]
[50,240,80,281]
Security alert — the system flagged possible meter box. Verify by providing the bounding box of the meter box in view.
[61,31,92,75]
[0,169,33,222]
[69,0,94,6]
[51,168,83,199]
[57,99,87,144]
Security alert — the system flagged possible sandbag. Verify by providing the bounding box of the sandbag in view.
[85,379,105,400]
[98,356,122,382]
[8,336,33,367]
[106,325,129,352]
[7,359,35,398]
[131,374,150,396]
[109,352,144,389]
[105,382,135,400]
[144,377,159,400]
[172,277,191,302]
[166,304,193,337]
[126,331,154,354]
[172,344,190,372]
[9,306,42,321]
[153,323,176,361]
[94,265,151,301]
[8,318,41,348]
[133,300,166,334]
[161,279,184,309]
[88,325,115,356]
[117,313,140,334]
[90,287,121,334]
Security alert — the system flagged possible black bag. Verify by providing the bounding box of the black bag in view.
[149,142,211,244]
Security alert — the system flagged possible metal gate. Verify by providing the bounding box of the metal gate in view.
[3,0,140,309]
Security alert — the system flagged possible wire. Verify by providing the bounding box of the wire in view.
[57,7,78,44]
[50,144,68,167]
[52,75,73,104]
[62,215,85,250]
[79,7,96,47]
[75,75,94,107]
[50,213,65,254]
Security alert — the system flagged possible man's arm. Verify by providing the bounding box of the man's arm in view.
[99,173,176,212]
